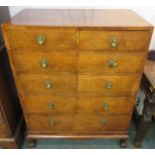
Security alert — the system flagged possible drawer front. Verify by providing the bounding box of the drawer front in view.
[78,51,146,74]
[0,119,8,134]
[7,28,76,49]
[23,96,77,113]
[79,30,150,50]
[17,74,77,96]
[0,132,10,138]
[0,110,3,120]
[0,111,9,137]
[78,75,140,96]
[27,114,130,132]
[12,50,77,73]
[78,96,135,114]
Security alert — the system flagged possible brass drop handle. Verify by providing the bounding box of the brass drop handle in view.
[40,59,48,68]
[101,118,108,125]
[102,103,109,111]
[37,34,46,45]
[105,81,113,89]
[108,60,118,68]
[110,36,118,48]
[44,80,52,89]
[48,102,54,109]
[49,119,56,126]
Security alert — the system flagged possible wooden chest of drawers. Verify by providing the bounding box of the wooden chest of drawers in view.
[2,9,153,147]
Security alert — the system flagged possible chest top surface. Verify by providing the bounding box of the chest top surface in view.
[8,9,152,28]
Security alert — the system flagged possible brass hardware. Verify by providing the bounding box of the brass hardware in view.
[48,102,54,109]
[40,59,48,68]
[44,80,52,89]
[108,60,118,68]
[150,86,154,92]
[49,119,56,126]
[105,81,113,89]
[102,103,109,111]
[101,118,108,125]
[37,34,46,45]
[110,36,118,48]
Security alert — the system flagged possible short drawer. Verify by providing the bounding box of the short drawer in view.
[78,51,146,74]
[6,27,76,49]
[78,74,140,96]
[0,119,8,134]
[12,50,77,73]
[79,30,150,50]
[27,114,130,132]
[23,96,77,113]
[0,132,10,138]
[17,74,77,96]
[78,96,135,114]
[0,110,4,120]
[0,125,10,138]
